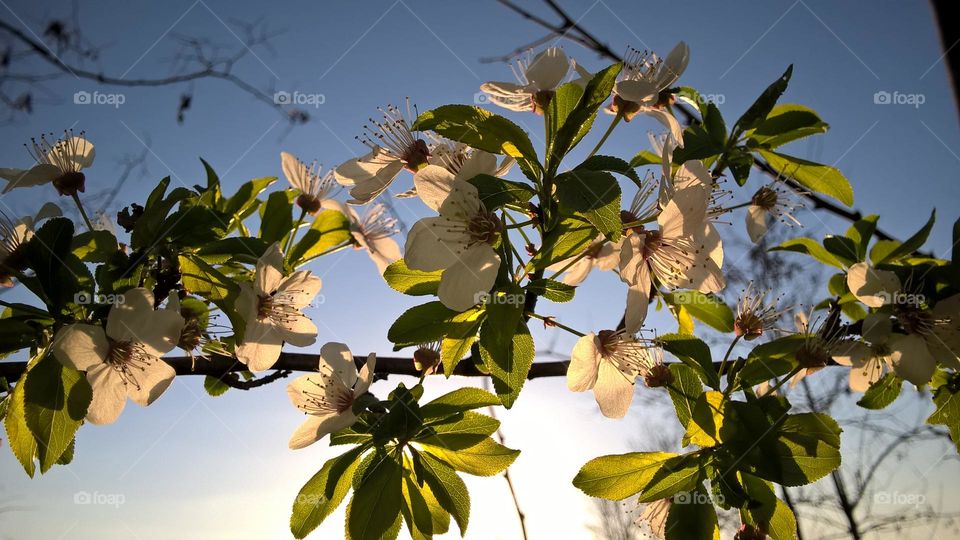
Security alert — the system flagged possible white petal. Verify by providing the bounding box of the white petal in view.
[256,243,285,295]
[289,412,357,450]
[333,147,396,186]
[889,334,936,386]
[0,165,59,192]
[56,136,95,169]
[847,262,901,308]
[404,217,470,272]
[281,151,309,191]
[437,245,501,312]
[615,79,658,105]
[746,205,769,243]
[34,202,62,221]
[567,334,601,392]
[561,258,593,286]
[593,360,635,419]
[236,321,284,372]
[354,353,377,396]
[275,271,322,309]
[413,164,456,212]
[320,342,359,388]
[644,108,685,148]
[278,313,318,348]
[347,160,404,205]
[479,82,533,112]
[128,356,176,406]
[525,47,569,90]
[52,324,108,371]
[366,236,401,274]
[849,357,885,393]
[438,180,481,218]
[84,364,128,425]
[655,42,689,89]
[455,150,498,182]
[861,313,893,344]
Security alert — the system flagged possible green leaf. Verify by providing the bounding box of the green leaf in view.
[71,230,119,263]
[667,364,705,431]
[846,214,879,261]
[869,239,901,266]
[740,473,799,540]
[480,317,534,408]
[25,217,78,312]
[414,450,471,534]
[575,155,644,188]
[4,369,38,476]
[857,373,902,410]
[928,383,960,453]
[875,209,935,263]
[665,486,720,540]
[288,209,353,264]
[466,174,536,210]
[574,451,701,502]
[203,375,231,397]
[733,410,842,487]
[737,335,806,386]
[733,65,793,135]
[525,278,575,303]
[441,308,485,376]
[746,103,829,149]
[197,237,270,262]
[415,411,499,450]
[420,387,500,419]
[554,169,622,242]
[388,302,457,348]
[659,334,720,389]
[548,63,621,173]
[771,237,845,268]
[673,125,726,163]
[421,437,519,477]
[0,319,39,354]
[822,235,858,265]
[259,190,294,245]
[661,291,734,333]
[290,445,366,539]
[178,254,239,302]
[757,150,853,206]
[347,450,403,540]
[530,214,598,270]
[629,150,661,168]
[221,176,277,229]
[383,259,442,296]
[23,354,92,472]
[413,105,542,181]
[400,471,435,540]
[547,82,584,143]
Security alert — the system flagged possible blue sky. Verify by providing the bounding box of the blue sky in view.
[1,0,959,538]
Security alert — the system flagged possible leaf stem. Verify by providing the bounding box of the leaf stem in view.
[71,193,95,231]
[586,113,622,159]
[284,207,307,256]
[525,311,585,337]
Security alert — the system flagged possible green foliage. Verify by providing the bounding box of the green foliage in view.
[383,260,442,296]
[554,169,622,241]
[661,291,734,333]
[23,354,91,473]
[857,373,902,410]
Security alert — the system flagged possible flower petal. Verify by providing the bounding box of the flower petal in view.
[347,160,405,205]
[413,164,456,212]
[525,47,569,90]
[275,271,322,309]
[128,356,176,406]
[256,243,285,295]
[289,412,357,450]
[655,42,690,89]
[644,108,685,148]
[437,245,500,312]
[57,136,95,169]
[404,217,469,272]
[455,150,498,182]
[593,360,635,418]
[366,236,401,274]
[333,146,396,186]
[236,320,284,372]
[615,79,659,105]
[320,342,359,389]
[889,334,936,386]
[567,334,601,392]
[84,364,128,425]
[278,313,318,348]
[479,82,532,112]
[847,262,900,308]
[355,353,377,396]
[281,151,309,192]
[52,324,108,371]
[0,164,60,192]
[746,205,768,243]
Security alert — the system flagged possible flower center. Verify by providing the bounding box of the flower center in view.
[402,139,431,172]
[52,171,86,197]
[611,94,642,121]
[256,293,301,326]
[301,375,355,414]
[468,211,502,245]
[106,339,152,390]
[896,306,936,335]
[296,193,322,214]
[532,90,555,114]
[796,339,831,369]
[178,318,203,351]
[751,186,778,210]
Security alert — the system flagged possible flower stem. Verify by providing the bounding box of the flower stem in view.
[761,366,803,397]
[545,241,600,281]
[285,207,307,256]
[719,335,742,401]
[71,193,95,231]
[525,312,585,337]
[586,113,622,159]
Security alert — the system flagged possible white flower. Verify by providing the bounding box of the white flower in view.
[334,102,430,205]
[326,200,401,274]
[609,43,689,147]
[618,164,725,333]
[567,330,658,418]
[480,47,572,113]
[287,342,375,449]
[846,262,901,308]
[235,243,322,372]
[51,288,184,425]
[1,131,95,195]
[547,237,618,286]
[734,282,788,340]
[0,203,60,286]
[834,313,936,390]
[281,152,338,214]
[404,179,502,311]
[745,179,805,243]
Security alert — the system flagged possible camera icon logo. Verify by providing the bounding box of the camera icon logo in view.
[873,91,891,105]
[473,91,491,105]
[74,91,92,105]
[74,491,91,504]
[274,91,292,105]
